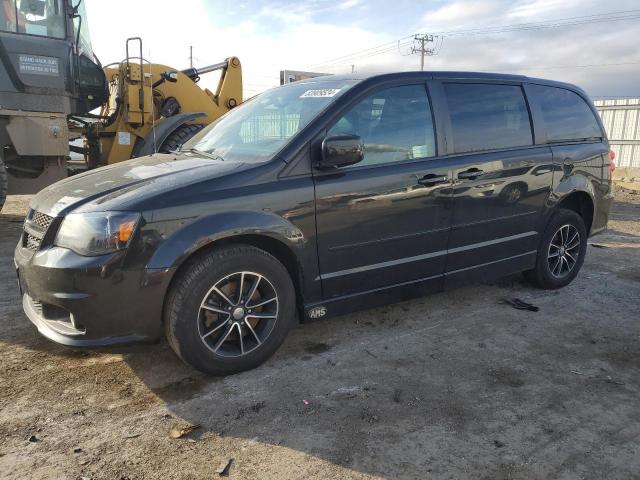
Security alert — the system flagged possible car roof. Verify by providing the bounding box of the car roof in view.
[302,71,587,96]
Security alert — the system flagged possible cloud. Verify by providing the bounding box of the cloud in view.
[506,0,584,21]
[422,1,502,26]
[338,0,363,9]
[412,0,640,96]
[84,0,640,98]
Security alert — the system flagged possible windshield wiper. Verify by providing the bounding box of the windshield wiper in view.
[186,147,224,161]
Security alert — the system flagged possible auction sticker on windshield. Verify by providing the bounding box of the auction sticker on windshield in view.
[300,89,341,98]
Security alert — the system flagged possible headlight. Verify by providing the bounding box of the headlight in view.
[54,212,141,256]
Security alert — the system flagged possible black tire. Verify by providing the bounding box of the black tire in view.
[0,155,7,212]
[164,244,296,375]
[158,124,204,153]
[501,182,526,204]
[524,208,587,289]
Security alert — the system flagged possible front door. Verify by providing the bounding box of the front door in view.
[438,82,554,285]
[313,83,452,299]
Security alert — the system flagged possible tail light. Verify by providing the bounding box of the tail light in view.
[608,150,616,174]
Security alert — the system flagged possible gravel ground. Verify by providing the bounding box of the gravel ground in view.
[1,191,639,480]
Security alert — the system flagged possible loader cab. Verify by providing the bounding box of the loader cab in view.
[70,0,107,113]
[0,0,107,205]
[0,0,107,115]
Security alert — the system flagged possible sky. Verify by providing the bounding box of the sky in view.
[84,0,640,99]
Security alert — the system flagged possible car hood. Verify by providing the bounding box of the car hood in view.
[31,153,249,216]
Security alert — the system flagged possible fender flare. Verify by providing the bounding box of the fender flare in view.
[145,210,308,272]
[131,112,206,158]
[552,173,596,206]
[546,173,597,231]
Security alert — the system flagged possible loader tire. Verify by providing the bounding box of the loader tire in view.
[0,156,7,212]
[158,124,204,153]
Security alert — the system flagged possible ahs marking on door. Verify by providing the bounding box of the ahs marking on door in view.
[308,306,327,319]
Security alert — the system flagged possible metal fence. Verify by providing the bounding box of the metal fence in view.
[594,98,640,168]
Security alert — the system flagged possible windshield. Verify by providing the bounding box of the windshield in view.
[73,0,93,57]
[183,78,359,164]
[1,0,65,38]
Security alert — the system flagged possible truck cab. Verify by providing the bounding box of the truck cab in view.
[0,0,107,207]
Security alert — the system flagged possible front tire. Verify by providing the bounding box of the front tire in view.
[524,208,587,289]
[164,245,296,375]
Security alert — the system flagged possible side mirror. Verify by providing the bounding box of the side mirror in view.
[318,134,364,169]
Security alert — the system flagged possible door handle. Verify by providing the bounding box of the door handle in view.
[458,168,484,180]
[417,174,449,186]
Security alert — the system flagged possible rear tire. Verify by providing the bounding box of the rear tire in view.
[158,124,204,153]
[523,208,587,289]
[164,245,296,375]
[0,156,7,212]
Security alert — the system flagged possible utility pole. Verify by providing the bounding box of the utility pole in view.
[411,34,436,71]
[189,45,193,68]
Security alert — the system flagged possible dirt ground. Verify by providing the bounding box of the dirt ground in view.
[1,191,639,480]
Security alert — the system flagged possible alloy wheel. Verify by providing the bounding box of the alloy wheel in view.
[547,224,581,278]
[197,271,279,357]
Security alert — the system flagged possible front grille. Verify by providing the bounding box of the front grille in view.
[25,233,41,251]
[23,210,55,252]
[31,211,54,230]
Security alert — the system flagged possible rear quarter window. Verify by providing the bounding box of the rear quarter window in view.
[529,84,602,142]
[443,83,533,154]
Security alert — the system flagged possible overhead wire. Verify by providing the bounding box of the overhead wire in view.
[305,9,640,70]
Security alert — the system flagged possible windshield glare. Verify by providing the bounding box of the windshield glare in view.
[1,0,65,38]
[183,79,359,163]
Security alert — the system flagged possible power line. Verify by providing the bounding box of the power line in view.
[521,61,640,71]
[429,9,640,37]
[309,35,413,68]
[307,9,640,69]
[313,40,414,70]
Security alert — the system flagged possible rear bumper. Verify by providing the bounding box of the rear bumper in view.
[15,243,175,347]
[591,191,615,236]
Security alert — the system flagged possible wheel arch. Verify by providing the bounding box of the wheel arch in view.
[548,170,597,235]
[149,212,309,322]
[165,234,305,323]
[554,190,595,234]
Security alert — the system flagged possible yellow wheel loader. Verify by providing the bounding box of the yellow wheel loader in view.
[0,0,242,210]
[71,37,242,169]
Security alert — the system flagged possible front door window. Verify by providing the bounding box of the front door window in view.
[328,84,436,167]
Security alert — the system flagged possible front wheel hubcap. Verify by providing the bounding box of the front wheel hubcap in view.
[197,271,279,358]
[547,224,581,278]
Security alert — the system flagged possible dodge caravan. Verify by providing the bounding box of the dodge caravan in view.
[15,72,614,374]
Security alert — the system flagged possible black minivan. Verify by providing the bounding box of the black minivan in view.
[15,72,614,374]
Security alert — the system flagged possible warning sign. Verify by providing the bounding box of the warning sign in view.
[18,54,60,76]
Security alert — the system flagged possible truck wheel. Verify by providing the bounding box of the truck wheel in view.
[0,156,7,212]
[164,245,296,375]
[158,124,204,153]
[523,208,587,289]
